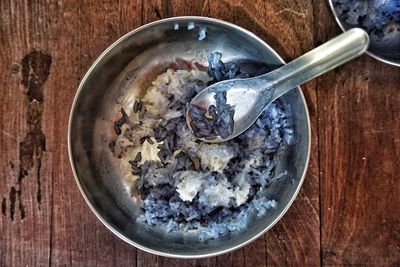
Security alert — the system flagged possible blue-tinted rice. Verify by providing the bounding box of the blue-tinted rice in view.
[114,53,294,240]
[333,0,400,40]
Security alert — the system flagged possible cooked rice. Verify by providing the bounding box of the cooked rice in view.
[333,0,400,40]
[112,53,294,240]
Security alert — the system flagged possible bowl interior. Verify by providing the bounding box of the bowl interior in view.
[69,17,310,257]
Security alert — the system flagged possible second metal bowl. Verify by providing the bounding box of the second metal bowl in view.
[329,0,400,66]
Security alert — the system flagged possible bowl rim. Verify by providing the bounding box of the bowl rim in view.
[327,0,400,67]
[68,16,312,259]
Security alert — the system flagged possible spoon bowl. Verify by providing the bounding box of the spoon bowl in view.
[188,28,370,142]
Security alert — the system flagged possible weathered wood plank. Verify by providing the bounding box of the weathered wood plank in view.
[0,1,56,266]
[0,0,141,266]
[314,1,400,266]
[48,0,142,266]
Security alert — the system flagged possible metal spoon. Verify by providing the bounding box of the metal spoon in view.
[187,28,369,142]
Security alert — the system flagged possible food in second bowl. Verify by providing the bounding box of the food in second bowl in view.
[333,0,400,41]
[111,53,294,240]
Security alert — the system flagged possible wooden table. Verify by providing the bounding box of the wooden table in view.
[1,1,399,266]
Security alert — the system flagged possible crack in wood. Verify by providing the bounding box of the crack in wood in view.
[9,186,16,221]
[1,198,6,216]
[17,188,25,219]
[153,6,162,19]
[275,8,307,18]
[8,186,25,220]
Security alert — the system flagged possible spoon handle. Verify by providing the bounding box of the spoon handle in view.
[259,28,369,99]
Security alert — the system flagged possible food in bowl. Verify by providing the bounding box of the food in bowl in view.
[332,0,400,41]
[111,52,294,240]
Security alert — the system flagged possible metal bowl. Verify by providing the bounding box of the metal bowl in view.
[328,0,400,66]
[68,17,311,258]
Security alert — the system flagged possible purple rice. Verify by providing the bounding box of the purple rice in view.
[112,52,293,240]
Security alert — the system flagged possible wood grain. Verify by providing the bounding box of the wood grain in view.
[314,1,400,266]
[47,1,141,266]
[0,0,399,266]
